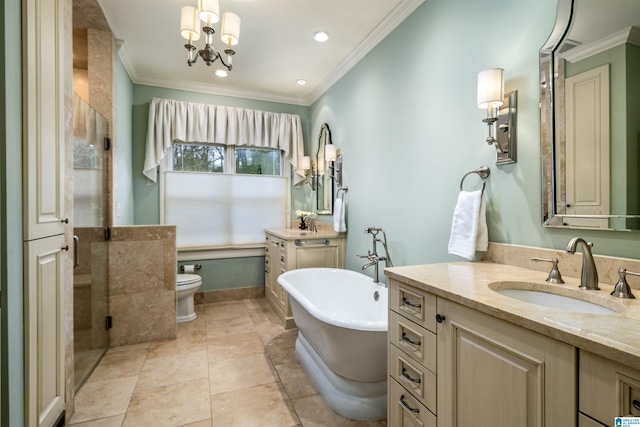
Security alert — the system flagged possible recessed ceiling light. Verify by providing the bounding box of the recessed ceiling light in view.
[314,31,329,42]
[215,69,228,77]
[296,79,307,86]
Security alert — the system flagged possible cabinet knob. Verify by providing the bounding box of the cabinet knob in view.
[436,314,446,323]
[61,218,69,224]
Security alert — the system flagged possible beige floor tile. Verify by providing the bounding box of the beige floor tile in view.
[70,377,138,424]
[292,394,387,427]
[205,313,256,339]
[204,301,247,321]
[87,348,147,383]
[209,353,277,395]
[265,329,299,365]
[275,361,317,399]
[106,342,151,354]
[242,298,271,311]
[179,420,212,427]
[137,350,209,390]
[123,378,211,427]
[210,382,299,427]
[206,332,264,362]
[146,329,207,359]
[68,414,125,426]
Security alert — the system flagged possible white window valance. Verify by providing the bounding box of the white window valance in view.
[143,97,306,185]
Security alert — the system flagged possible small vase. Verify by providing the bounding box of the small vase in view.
[299,219,307,230]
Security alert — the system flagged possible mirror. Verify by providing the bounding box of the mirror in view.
[316,123,335,215]
[541,0,640,230]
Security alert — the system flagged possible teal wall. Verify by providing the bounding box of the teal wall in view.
[130,85,312,291]
[309,0,640,275]
[115,58,135,225]
[1,0,24,424]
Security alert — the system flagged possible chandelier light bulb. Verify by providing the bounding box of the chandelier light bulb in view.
[215,69,228,77]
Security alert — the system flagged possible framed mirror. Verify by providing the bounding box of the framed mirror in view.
[316,123,334,215]
[541,0,640,230]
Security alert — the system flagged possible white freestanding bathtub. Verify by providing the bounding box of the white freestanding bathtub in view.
[277,268,388,421]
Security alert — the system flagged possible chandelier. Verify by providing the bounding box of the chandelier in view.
[180,0,241,72]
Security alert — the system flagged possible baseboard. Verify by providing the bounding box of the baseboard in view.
[194,286,265,304]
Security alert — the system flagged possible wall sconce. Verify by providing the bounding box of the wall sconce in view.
[477,68,517,165]
[324,144,343,188]
[300,156,316,190]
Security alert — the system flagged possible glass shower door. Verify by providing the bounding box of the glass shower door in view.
[72,94,109,390]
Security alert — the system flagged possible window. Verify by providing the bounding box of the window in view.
[163,143,287,249]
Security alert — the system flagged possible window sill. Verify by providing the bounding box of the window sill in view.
[177,244,265,261]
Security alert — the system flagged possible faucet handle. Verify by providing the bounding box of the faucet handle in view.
[531,257,565,284]
[611,268,638,299]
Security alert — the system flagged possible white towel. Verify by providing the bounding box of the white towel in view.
[334,198,347,232]
[448,190,488,260]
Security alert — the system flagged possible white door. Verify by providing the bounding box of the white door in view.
[22,0,68,425]
[564,64,610,228]
[24,236,66,427]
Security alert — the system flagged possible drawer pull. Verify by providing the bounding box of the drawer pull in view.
[401,368,421,384]
[400,395,420,413]
[633,400,640,411]
[402,297,422,308]
[401,332,421,346]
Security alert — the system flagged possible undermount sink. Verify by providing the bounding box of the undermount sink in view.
[489,281,624,315]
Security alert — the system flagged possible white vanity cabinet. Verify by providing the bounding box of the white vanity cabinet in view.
[579,350,640,426]
[387,278,576,427]
[264,229,345,329]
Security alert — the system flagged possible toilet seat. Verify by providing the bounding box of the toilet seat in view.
[177,274,201,287]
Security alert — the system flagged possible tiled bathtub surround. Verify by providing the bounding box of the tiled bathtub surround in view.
[482,242,640,290]
[108,225,177,347]
[69,298,386,427]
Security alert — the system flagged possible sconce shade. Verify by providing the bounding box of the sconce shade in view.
[198,0,220,25]
[477,68,504,109]
[300,156,311,170]
[180,6,201,41]
[221,12,241,46]
[325,144,337,162]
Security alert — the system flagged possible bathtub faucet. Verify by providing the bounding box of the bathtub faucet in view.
[358,227,394,284]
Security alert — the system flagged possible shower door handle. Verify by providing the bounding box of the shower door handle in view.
[73,235,80,268]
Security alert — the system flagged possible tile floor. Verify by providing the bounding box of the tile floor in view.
[68,298,388,427]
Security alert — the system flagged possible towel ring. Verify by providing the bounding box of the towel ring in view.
[460,165,490,192]
[337,186,349,200]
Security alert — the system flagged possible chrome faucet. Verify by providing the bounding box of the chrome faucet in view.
[565,237,599,290]
[303,215,316,232]
[357,227,393,284]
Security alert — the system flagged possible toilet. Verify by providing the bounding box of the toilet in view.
[176,273,202,322]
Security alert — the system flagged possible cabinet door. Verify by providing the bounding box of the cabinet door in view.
[23,0,67,240]
[437,299,576,427]
[295,245,339,269]
[24,235,66,427]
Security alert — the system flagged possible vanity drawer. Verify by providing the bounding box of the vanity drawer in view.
[389,279,437,333]
[578,413,606,427]
[389,311,436,371]
[580,350,640,423]
[388,378,436,427]
[389,342,436,413]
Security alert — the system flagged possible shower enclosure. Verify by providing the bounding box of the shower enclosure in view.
[72,94,110,390]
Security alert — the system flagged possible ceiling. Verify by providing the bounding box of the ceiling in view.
[92,0,424,106]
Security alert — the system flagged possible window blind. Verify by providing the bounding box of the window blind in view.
[164,171,287,248]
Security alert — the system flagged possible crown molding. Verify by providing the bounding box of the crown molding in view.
[562,27,640,63]
[117,0,425,107]
[307,0,425,104]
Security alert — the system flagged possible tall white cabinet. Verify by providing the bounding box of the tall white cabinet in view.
[22,0,69,425]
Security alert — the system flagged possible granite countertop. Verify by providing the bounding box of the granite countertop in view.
[385,261,640,371]
[265,227,344,240]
